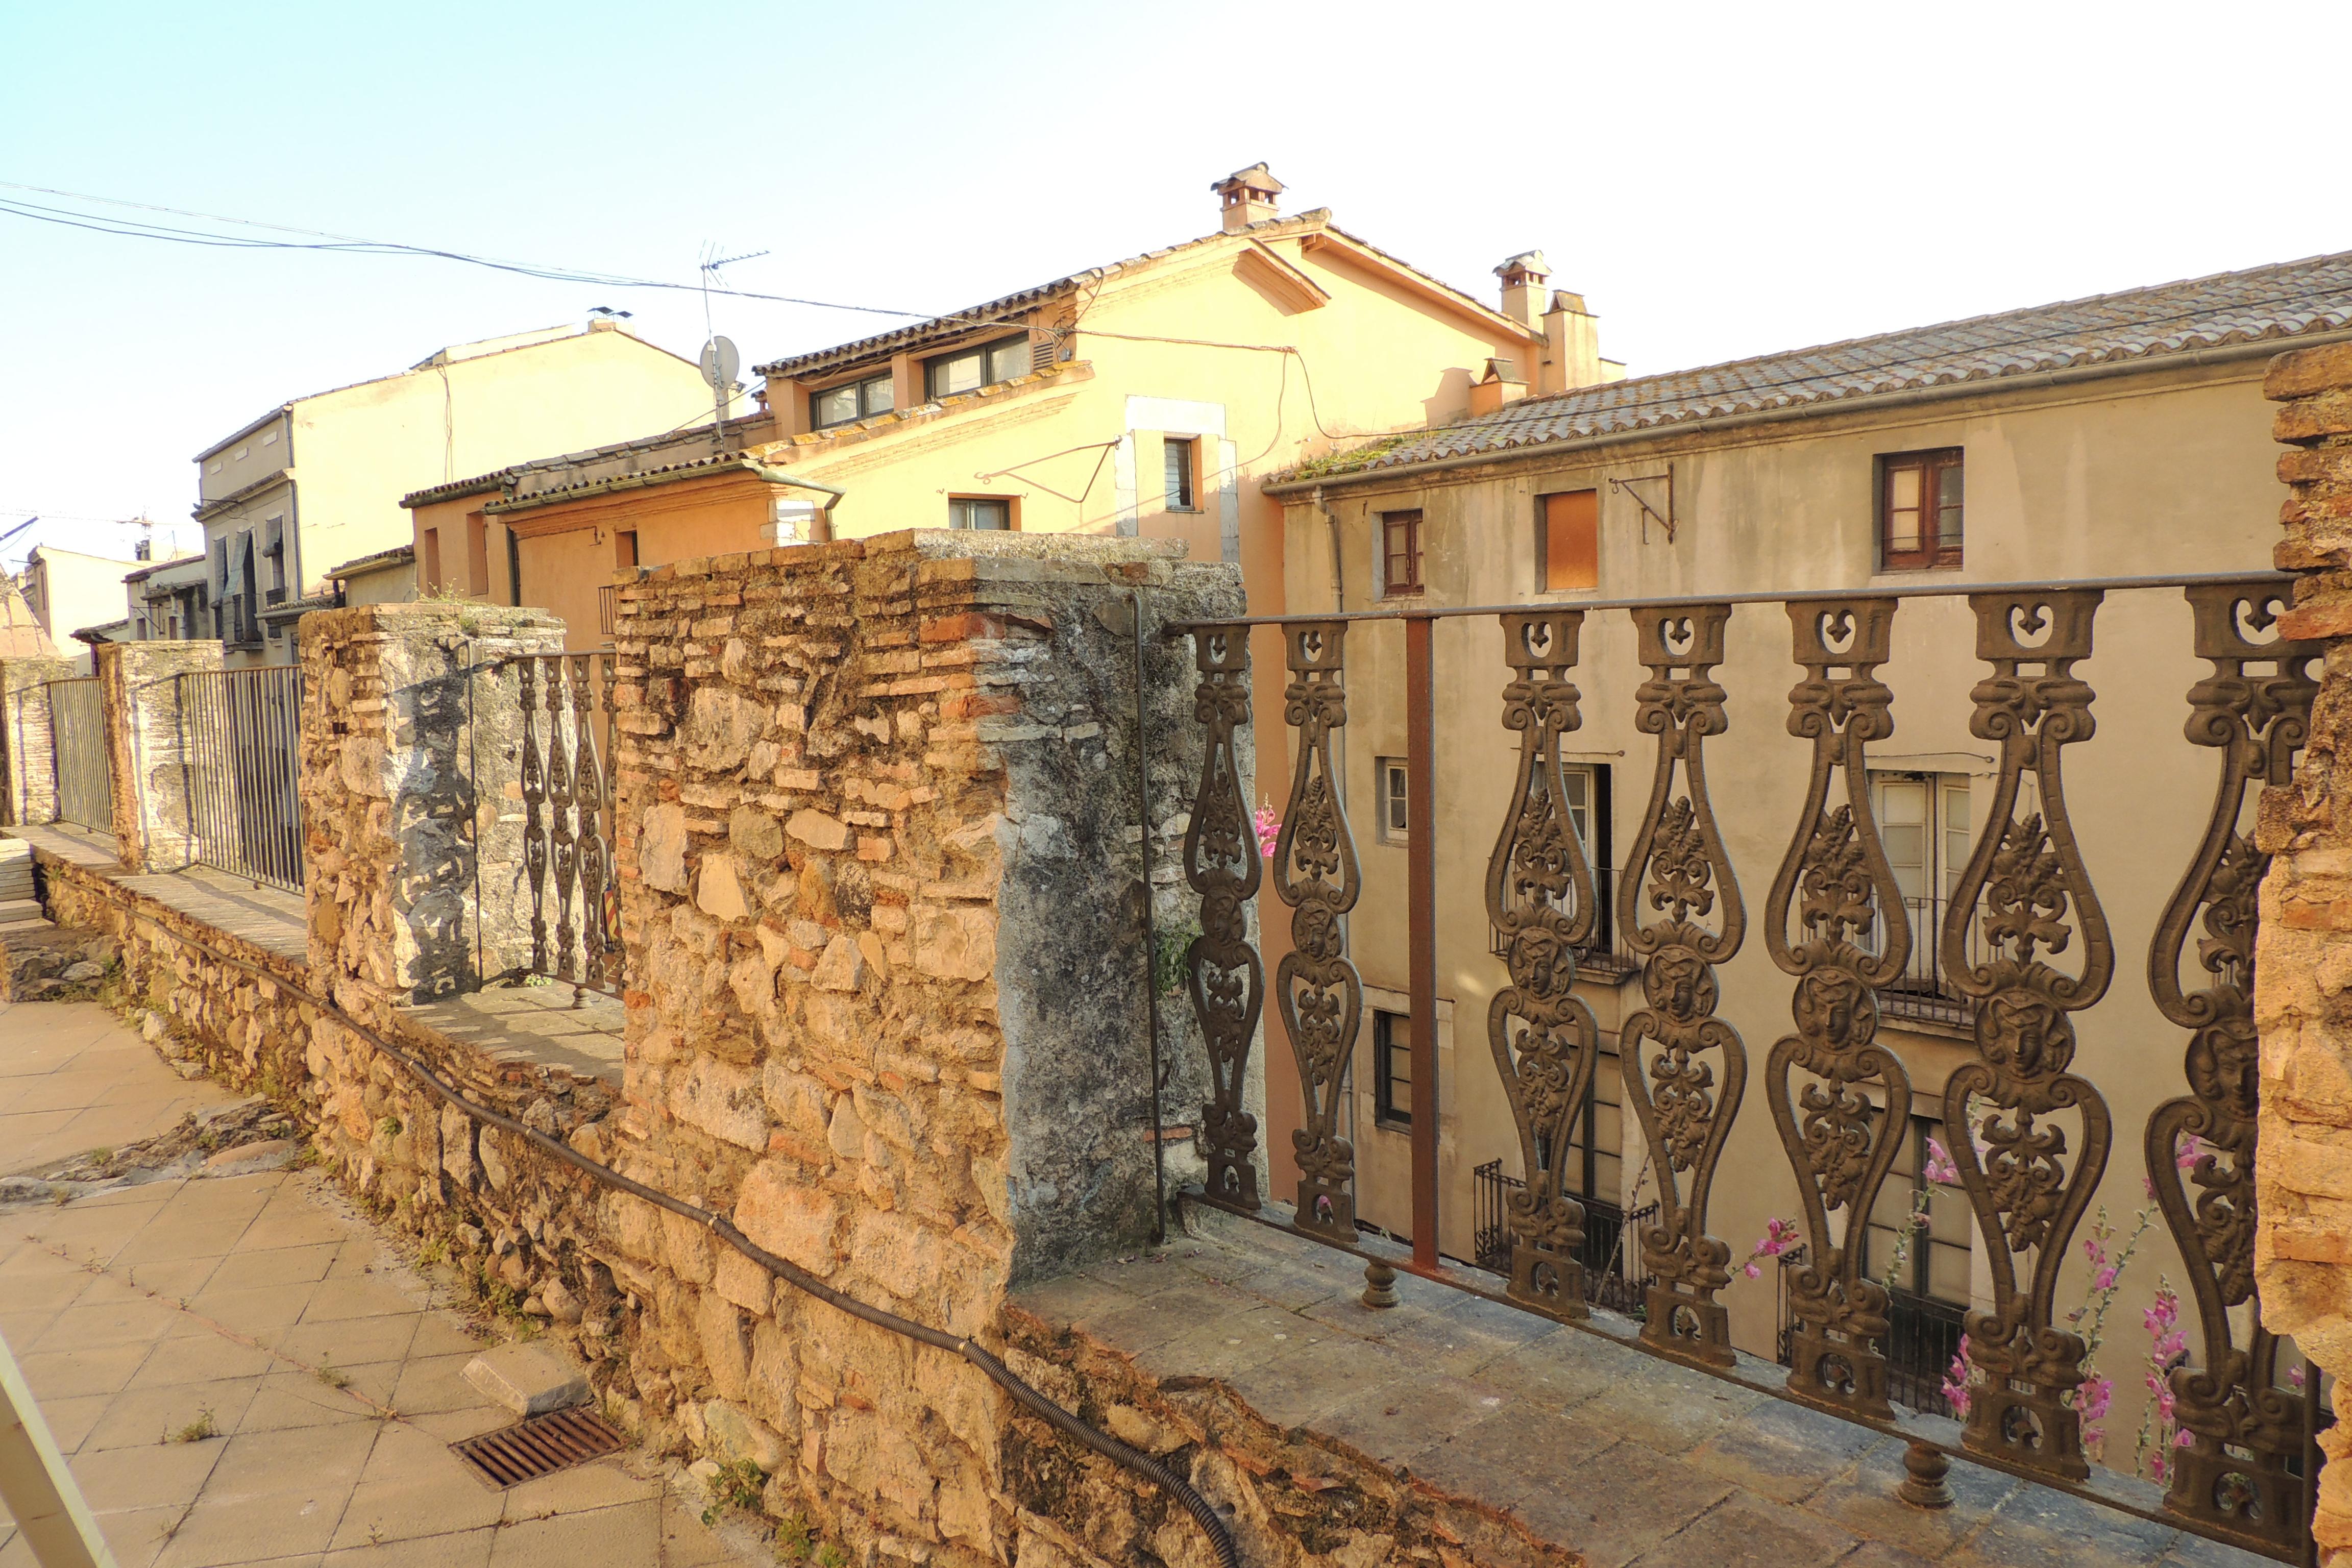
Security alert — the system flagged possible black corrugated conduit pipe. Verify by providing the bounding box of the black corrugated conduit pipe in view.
[151,926,1240,1568]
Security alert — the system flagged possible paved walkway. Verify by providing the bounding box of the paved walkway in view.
[0,1003,235,1177]
[0,1001,747,1568]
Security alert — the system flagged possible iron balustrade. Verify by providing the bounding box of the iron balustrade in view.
[1173,572,2326,1561]
[510,652,623,997]
[45,678,111,835]
[1473,1159,1656,1316]
[176,665,305,891]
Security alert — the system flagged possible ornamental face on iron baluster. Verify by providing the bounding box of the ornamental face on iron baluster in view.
[2143,584,2315,1549]
[1272,622,1361,1241]
[545,658,580,982]
[1486,611,1604,1320]
[1763,599,1912,1420]
[1618,603,1746,1368]
[519,657,550,974]
[1183,628,1265,1212]
[1940,590,2112,1484]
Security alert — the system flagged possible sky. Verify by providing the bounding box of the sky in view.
[4,0,2348,571]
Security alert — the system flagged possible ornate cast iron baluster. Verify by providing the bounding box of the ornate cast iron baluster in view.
[1273,622,1361,1241]
[518,655,549,974]
[1619,603,1746,1368]
[2144,583,2315,1549]
[545,658,579,982]
[1941,590,2112,1483]
[600,655,626,993]
[1184,629,1265,1211]
[571,654,614,995]
[1487,610,1604,1320]
[1765,599,1912,1419]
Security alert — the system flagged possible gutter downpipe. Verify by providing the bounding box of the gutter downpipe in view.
[749,464,848,544]
[1312,485,1344,611]
[1261,328,2352,499]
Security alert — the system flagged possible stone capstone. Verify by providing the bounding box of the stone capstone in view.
[462,1343,589,1415]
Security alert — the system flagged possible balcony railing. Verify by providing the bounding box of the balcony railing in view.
[1473,1159,1656,1317]
[597,583,618,640]
[1171,573,2329,1561]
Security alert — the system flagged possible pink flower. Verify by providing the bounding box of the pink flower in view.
[1742,1217,1800,1279]
[2093,1265,2119,1292]
[1923,1138,1961,1186]
[1942,1335,1973,1419]
[2291,1364,2308,1390]
[1253,805,1281,860]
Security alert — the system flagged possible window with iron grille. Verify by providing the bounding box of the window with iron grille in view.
[1381,509,1424,597]
[1373,1009,1411,1128]
[1878,448,1964,570]
[924,336,1030,400]
[810,371,893,430]
[1164,437,1197,511]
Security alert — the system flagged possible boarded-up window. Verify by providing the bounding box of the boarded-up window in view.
[1542,489,1599,591]
[421,527,442,590]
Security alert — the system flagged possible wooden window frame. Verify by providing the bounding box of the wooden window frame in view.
[1164,436,1198,511]
[924,335,1031,401]
[808,371,893,431]
[1375,756,1408,844]
[1373,1009,1412,1130]
[1878,448,1964,571]
[947,496,1014,531]
[1381,508,1424,597]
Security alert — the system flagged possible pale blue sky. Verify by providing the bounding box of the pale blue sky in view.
[5,0,2347,567]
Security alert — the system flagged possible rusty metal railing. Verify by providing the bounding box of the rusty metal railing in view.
[1172,572,2326,1560]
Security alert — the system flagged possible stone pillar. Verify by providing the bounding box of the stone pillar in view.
[0,655,80,826]
[603,531,1240,1561]
[92,640,223,873]
[2258,341,2352,1563]
[299,603,566,1023]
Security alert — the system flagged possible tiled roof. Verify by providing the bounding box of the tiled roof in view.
[1281,249,2352,483]
[326,544,414,579]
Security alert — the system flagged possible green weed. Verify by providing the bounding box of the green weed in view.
[166,1408,217,1443]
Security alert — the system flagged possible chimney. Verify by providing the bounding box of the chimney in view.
[1213,163,1284,234]
[1542,288,1605,394]
[1468,357,1529,416]
[1496,252,1551,328]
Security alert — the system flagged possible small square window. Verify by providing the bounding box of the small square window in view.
[948,497,1012,531]
[1540,489,1598,592]
[1879,449,1963,570]
[1381,509,1424,597]
[1376,756,1409,844]
[1374,1010,1412,1129]
[1164,437,1197,511]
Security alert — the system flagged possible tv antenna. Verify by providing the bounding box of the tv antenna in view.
[699,246,769,454]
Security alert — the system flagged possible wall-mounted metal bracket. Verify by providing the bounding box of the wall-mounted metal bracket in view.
[1609,468,1677,544]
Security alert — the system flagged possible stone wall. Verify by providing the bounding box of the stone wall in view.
[93,640,222,872]
[299,602,566,1020]
[1,653,82,827]
[2258,340,2352,1562]
[594,530,1241,1562]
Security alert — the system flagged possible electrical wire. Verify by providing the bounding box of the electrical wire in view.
[136,919,1241,1568]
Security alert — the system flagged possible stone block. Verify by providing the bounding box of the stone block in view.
[703,1400,788,1472]
[463,1343,589,1415]
[641,801,689,892]
[736,1160,841,1277]
[788,809,850,851]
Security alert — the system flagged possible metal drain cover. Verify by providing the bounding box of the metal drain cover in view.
[452,1406,627,1488]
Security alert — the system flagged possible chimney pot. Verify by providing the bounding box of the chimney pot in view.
[1495,251,1552,328]
[1212,162,1285,234]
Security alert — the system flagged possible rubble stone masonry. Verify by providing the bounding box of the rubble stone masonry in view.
[2260,339,2352,1562]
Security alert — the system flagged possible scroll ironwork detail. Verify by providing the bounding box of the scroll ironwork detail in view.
[1763,598,1913,1419]
[1272,622,1361,1241]
[2144,583,2315,1549]
[1486,611,1604,1320]
[1619,603,1746,1367]
[1941,590,2112,1483]
[1183,629,1265,1211]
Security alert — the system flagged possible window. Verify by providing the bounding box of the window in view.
[1865,1114,1973,1305]
[263,517,287,601]
[1871,772,1972,911]
[1879,449,1964,570]
[924,336,1030,400]
[615,529,639,569]
[810,372,893,430]
[948,497,1012,531]
[1373,1010,1412,1128]
[467,511,490,595]
[1164,437,1197,510]
[1374,757,1409,844]
[1381,509,1424,597]
[421,526,443,591]
[1540,489,1599,592]
[505,526,523,607]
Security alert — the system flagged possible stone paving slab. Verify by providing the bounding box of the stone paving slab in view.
[0,1002,753,1568]
[406,988,624,1086]
[1018,1206,2276,1568]
[5,825,308,963]
[0,1000,239,1176]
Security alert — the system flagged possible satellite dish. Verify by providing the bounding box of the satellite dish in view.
[699,337,740,392]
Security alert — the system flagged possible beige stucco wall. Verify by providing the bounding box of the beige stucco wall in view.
[1273,358,2285,1466]
[22,547,139,665]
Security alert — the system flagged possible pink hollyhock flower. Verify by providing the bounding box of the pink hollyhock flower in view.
[1742,1216,1800,1279]
[1923,1138,1961,1186]
[1942,1335,1973,1419]
[1253,805,1281,860]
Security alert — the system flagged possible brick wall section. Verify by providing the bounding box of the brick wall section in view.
[599,530,1238,1562]
[0,653,83,826]
[93,640,222,872]
[2259,340,2352,1562]
[299,602,565,1023]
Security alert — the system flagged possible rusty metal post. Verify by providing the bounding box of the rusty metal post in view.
[1406,614,1439,1272]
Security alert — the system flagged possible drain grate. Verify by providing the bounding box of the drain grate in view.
[451,1406,627,1488]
